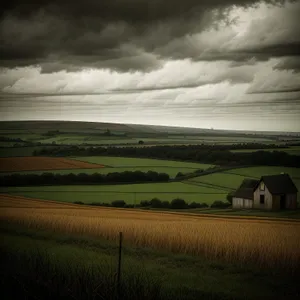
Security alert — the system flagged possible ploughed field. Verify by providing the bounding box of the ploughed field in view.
[1,156,214,178]
[1,194,300,271]
[0,157,105,172]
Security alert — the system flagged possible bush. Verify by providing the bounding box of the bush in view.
[125,204,134,208]
[161,201,170,208]
[140,200,151,207]
[73,201,84,205]
[210,201,231,209]
[189,202,208,209]
[175,172,184,178]
[150,198,163,208]
[89,202,109,206]
[226,192,234,204]
[111,200,126,208]
[170,198,187,209]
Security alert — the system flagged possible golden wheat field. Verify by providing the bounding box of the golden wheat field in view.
[1,194,300,270]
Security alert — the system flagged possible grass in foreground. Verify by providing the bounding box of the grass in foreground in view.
[1,223,300,300]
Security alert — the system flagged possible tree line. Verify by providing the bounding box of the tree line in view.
[33,145,300,167]
[0,171,170,187]
[75,198,231,209]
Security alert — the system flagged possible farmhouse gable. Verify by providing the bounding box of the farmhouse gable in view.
[232,173,298,211]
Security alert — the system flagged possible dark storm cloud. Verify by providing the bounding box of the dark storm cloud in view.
[1,0,296,71]
[247,88,300,94]
[274,57,300,73]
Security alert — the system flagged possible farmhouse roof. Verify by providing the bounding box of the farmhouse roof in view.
[258,173,298,194]
[233,179,259,200]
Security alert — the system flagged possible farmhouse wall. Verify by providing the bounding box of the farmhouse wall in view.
[285,193,297,209]
[232,198,253,209]
[244,199,253,208]
[270,193,297,210]
[232,197,243,209]
[253,182,273,210]
[272,195,281,210]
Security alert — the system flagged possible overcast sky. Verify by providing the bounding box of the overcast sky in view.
[1,0,300,132]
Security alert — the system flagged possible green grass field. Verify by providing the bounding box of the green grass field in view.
[3,165,300,205]
[231,146,300,156]
[73,156,214,169]
[1,182,227,204]
[187,166,300,201]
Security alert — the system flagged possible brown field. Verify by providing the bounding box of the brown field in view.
[1,194,300,271]
[0,157,104,172]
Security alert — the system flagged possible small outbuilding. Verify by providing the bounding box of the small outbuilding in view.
[232,179,258,209]
[232,173,298,211]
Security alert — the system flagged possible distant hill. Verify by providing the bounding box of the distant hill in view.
[0,120,299,138]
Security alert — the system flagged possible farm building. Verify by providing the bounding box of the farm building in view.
[232,174,298,210]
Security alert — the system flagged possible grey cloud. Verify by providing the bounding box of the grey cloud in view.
[274,57,300,72]
[247,88,300,94]
[1,0,295,71]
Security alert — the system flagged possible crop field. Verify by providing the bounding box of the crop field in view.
[1,156,214,178]
[73,156,213,169]
[0,157,104,172]
[1,194,300,271]
[1,182,227,204]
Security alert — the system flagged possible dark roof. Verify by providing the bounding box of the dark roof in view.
[233,179,259,200]
[258,174,298,194]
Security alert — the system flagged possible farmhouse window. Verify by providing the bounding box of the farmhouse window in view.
[260,182,265,191]
[260,195,265,204]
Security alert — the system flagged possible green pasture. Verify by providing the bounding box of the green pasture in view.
[1,182,227,205]
[73,156,214,169]
[231,146,300,156]
[1,156,214,178]
[187,166,300,201]
[223,166,300,179]
[70,156,214,177]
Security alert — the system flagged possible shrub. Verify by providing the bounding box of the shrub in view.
[125,204,134,208]
[175,172,184,178]
[226,192,234,204]
[170,198,187,209]
[193,169,204,174]
[188,202,208,209]
[111,200,126,208]
[210,201,231,209]
[140,200,151,207]
[150,198,163,208]
[73,201,84,205]
[161,201,170,208]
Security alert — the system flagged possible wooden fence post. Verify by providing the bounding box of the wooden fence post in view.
[117,232,123,300]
